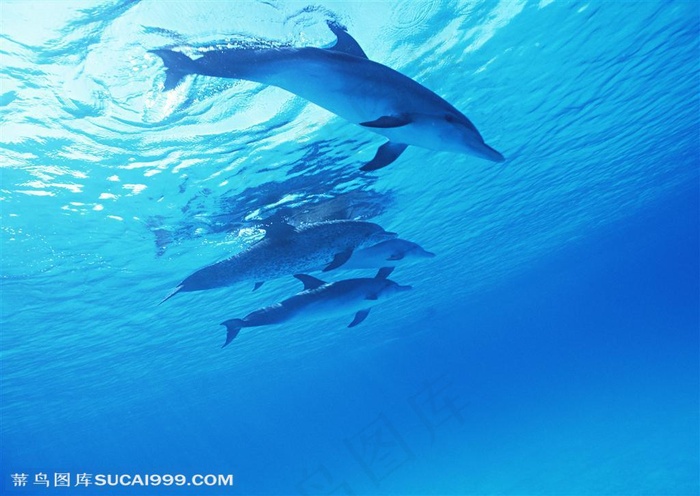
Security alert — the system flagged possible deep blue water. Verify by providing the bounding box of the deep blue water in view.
[1,1,699,495]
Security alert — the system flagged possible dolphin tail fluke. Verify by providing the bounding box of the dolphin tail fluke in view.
[221,319,244,348]
[159,285,183,305]
[149,49,197,90]
[361,142,408,171]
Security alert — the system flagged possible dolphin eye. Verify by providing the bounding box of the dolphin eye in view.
[445,114,457,123]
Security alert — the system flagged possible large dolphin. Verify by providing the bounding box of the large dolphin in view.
[160,220,396,303]
[150,22,504,171]
[220,267,411,347]
[339,239,435,270]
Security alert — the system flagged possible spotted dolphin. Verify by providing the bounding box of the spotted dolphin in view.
[160,220,396,304]
[339,239,435,270]
[220,267,411,347]
[150,22,504,171]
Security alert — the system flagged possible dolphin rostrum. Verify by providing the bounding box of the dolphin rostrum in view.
[160,220,396,304]
[150,22,504,171]
[340,238,435,270]
[220,267,411,347]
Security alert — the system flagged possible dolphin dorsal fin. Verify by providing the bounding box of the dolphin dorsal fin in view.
[376,267,394,279]
[294,274,326,290]
[263,221,296,241]
[326,21,368,59]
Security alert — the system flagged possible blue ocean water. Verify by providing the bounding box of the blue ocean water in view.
[1,0,699,495]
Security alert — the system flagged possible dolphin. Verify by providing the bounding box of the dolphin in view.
[339,239,435,270]
[150,22,504,171]
[220,267,411,347]
[160,220,396,303]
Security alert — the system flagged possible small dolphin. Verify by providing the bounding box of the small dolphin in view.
[150,22,504,171]
[160,220,396,303]
[220,267,411,347]
[340,239,435,270]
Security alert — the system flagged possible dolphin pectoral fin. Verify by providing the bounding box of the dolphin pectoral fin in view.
[323,248,353,272]
[360,115,412,128]
[387,253,405,261]
[294,274,326,290]
[150,49,197,91]
[253,281,264,291]
[326,21,368,59]
[221,319,244,348]
[349,309,371,328]
[159,285,183,305]
[360,142,408,171]
[376,267,395,279]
